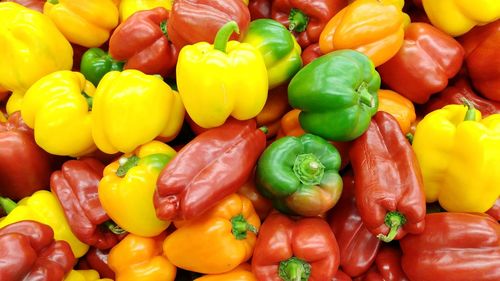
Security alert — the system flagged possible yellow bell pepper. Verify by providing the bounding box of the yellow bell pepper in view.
[119,0,173,22]
[21,71,96,157]
[44,0,119,47]
[0,190,89,258]
[98,141,175,237]
[412,100,500,212]
[92,69,184,154]
[0,2,73,94]
[422,0,500,36]
[64,270,113,281]
[177,21,268,128]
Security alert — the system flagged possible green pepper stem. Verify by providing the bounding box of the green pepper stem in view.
[293,153,325,186]
[81,91,93,110]
[160,20,169,39]
[103,221,127,235]
[0,196,17,214]
[279,257,312,281]
[213,21,240,53]
[288,8,309,33]
[461,98,476,121]
[406,133,414,144]
[377,211,407,243]
[47,0,59,4]
[259,126,269,135]
[116,155,140,177]
[358,84,374,107]
[231,214,258,240]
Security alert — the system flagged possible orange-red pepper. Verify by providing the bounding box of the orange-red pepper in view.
[377,89,416,134]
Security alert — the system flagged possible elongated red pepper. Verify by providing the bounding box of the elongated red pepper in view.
[400,212,500,281]
[301,43,322,65]
[487,198,500,221]
[349,111,426,242]
[154,118,267,221]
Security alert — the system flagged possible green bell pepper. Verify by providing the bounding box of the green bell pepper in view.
[288,49,381,141]
[242,19,303,89]
[255,133,342,216]
[80,47,124,86]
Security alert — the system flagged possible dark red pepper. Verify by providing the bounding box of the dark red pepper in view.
[249,0,272,20]
[335,270,353,281]
[301,43,323,65]
[77,247,115,280]
[357,246,409,281]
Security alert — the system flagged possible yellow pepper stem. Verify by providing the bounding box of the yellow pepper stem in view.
[279,257,312,281]
[231,214,257,240]
[461,98,476,121]
[213,21,240,53]
[0,196,17,214]
[377,211,407,243]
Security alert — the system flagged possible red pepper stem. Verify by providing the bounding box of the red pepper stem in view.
[461,98,476,121]
[213,21,240,53]
[288,8,309,33]
[0,196,17,214]
[279,257,312,281]
[293,153,325,185]
[231,214,257,240]
[377,211,407,243]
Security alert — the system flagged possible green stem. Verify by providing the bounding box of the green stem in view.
[259,126,269,135]
[288,8,309,33]
[0,197,17,214]
[231,214,258,240]
[406,133,414,144]
[461,98,476,121]
[279,257,311,281]
[377,211,407,243]
[358,84,374,107]
[103,221,127,235]
[82,91,93,111]
[293,153,325,186]
[213,21,240,53]
[116,155,140,177]
[160,20,169,40]
[47,0,59,4]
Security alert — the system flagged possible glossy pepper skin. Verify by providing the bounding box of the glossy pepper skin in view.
[412,102,500,212]
[92,69,185,154]
[239,172,273,221]
[109,233,176,281]
[99,141,175,237]
[164,194,260,274]
[459,20,500,101]
[360,246,408,281]
[377,89,416,134]
[0,2,73,94]
[154,118,267,221]
[377,22,465,104]
[0,220,76,281]
[241,19,302,89]
[43,0,119,48]
[3,0,45,12]
[167,0,250,49]
[118,0,173,22]
[288,49,380,142]
[252,212,340,281]
[400,212,500,281]
[271,0,347,48]
[194,263,256,281]
[256,133,343,216]
[0,112,55,200]
[177,21,267,128]
[51,158,120,250]
[78,248,115,280]
[487,198,500,221]
[319,0,406,67]
[249,0,271,19]
[80,48,124,87]
[349,112,426,242]
[109,7,178,77]
[301,43,322,65]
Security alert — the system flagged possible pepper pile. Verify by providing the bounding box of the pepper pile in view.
[0,0,499,281]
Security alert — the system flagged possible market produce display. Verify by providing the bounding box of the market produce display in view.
[0,0,499,280]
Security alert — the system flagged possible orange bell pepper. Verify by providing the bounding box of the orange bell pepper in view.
[108,233,176,281]
[255,84,290,138]
[377,89,416,134]
[163,193,260,274]
[238,171,273,220]
[194,264,256,281]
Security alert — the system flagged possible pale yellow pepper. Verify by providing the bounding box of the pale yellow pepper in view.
[64,270,113,281]
[119,0,173,22]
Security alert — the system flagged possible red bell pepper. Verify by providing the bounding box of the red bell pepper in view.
[249,0,272,20]
[271,0,347,48]
[349,111,426,242]
[154,118,267,221]
[167,0,250,49]
[459,20,500,101]
[252,212,340,281]
[377,22,465,104]
[0,112,56,200]
[357,246,408,281]
[301,43,322,65]
[335,270,353,281]
[329,171,381,277]
[109,7,178,77]
[0,220,76,280]
[400,212,500,281]
[77,247,115,280]
[487,198,500,221]
[51,158,122,250]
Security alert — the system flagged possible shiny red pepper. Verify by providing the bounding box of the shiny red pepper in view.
[301,43,322,65]
[154,118,267,221]
[377,22,465,104]
[335,270,353,281]
[349,111,426,242]
[487,198,500,221]
[109,7,178,77]
[357,246,409,281]
[78,247,115,280]
[249,0,272,20]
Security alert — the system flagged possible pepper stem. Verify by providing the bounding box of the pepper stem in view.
[406,133,414,144]
[377,211,407,243]
[279,257,312,281]
[160,20,169,40]
[116,155,140,177]
[288,8,309,33]
[82,91,93,110]
[47,0,59,4]
[461,98,476,121]
[213,21,240,53]
[231,214,258,240]
[0,196,17,214]
[293,153,325,186]
[358,83,374,107]
[103,221,127,235]
[259,126,269,135]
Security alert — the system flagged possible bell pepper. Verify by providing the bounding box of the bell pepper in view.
[0,190,89,258]
[377,22,465,104]
[92,69,185,154]
[288,49,380,141]
[194,264,256,281]
[164,193,260,274]
[109,7,178,77]
[177,21,267,128]
[301,43,322,65]
[99,141,175,237]
[242,19,302,89]
[319,0,406,67]
[78,247,115,280]
[154,118,267,221]
[459,20,500,101]
[360,246,408,281]
[0,2,73,94]
[335,270,353,281]
[400,212,500,281]
[239,171,273,221]
[167,0,250,49]
[252,212,340,281]
[3,0,45,12]
[119,0,173,22]
[80,48,124,87]
[109,233,177,281]
[43,0,119,48]
[422,0,500,36]
[377,89,416,134]
[412,101,500,212]
[0,220,76,280]
[271,0,348,48]
[51,158,121,250]
[329,171,381,277]
[256,133,342,216]
[249,0,271,19]
[255,84,291,138]
[487,198,500,221]
[350,111,426,242]
[64,269,113,281]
